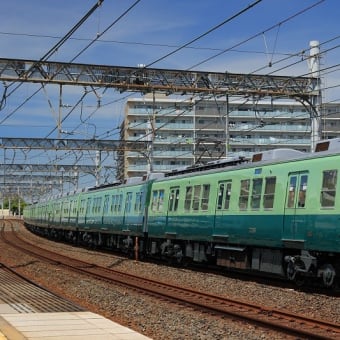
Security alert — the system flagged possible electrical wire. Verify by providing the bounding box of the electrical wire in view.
[188,0,325,70]
[0,0,105,108]
[144,0,263,68]
[2,0,339,193]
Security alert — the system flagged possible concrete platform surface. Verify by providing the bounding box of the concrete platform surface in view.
[0,312,152,340]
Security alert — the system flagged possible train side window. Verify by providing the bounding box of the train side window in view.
[86,198,92,214]
[263,177,276,209]
[217,183,224,209]
[158,190,164,211]
[125,192,133,213]
[63,201,69,215]
[298,175,308,208]
[80,199,86,214]
[70,201,74,214]
[251,178,263,210]
[287,176,297,208]
[320,170,337,207]
[151,190,165,212]
[224,182,232,210]
[97,197,102,214]
[113,194,122,212]
[184,186,192,211]
[192,185,201,211]
[217,181,232,210]
[92,198,98,213]
[92,198,97,213]
[152,191,157,212]
[134,191,143,212]
[103,195,110,214]
[169,187,180,212]
[239,179,250,210]
[111,195,116,213]
[118,194,123,212]
[72,200,78,215]
[201,184,210,211]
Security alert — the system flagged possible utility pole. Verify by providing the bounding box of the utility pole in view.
[95,150,101,186]
[146,91,155,175]
[308,40,322,152]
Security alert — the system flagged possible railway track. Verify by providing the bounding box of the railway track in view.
[1,221,339,340]
[0,263,84,313]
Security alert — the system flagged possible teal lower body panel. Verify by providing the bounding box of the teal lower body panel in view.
[147,213,339,252]
[101,215,144,235]
[214,214,284,247]
[148,214,284,246]
[312,215,339,252]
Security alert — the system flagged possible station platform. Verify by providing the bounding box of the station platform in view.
[0,266,151,339]
[0,311,151,339]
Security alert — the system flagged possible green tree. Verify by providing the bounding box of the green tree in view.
[3,197,26,215]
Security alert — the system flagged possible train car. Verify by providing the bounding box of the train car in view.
[25,178,154,254]
[146,145,340,287]
[75,178,153,251]
[23,139,340,288]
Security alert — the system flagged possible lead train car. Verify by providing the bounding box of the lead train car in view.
[24,139,340,288]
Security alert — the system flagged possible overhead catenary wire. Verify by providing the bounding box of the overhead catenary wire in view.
[144,0,263,68]
[1,0,105,105]
[188,0,325,70]
[1,0,338,195]
[115,0,328,146]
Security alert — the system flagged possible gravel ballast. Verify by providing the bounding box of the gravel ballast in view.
[1,223,339,339]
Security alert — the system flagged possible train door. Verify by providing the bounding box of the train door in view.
[283,172,308,241]
[213,180,232,238]
[166,186,180,234]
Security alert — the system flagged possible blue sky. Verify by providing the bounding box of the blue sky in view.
[0,0,339,192]
[0,0,339,140]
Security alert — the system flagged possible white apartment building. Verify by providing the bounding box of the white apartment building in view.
[118,95,339,180]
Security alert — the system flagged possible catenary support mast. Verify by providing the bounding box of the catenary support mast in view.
[309,40,322,152]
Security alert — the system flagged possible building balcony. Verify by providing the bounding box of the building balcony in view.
[229,124,310,133]
[230,137,310,146]
[229,110,310,119]
[128,122,195,130]
[127,108,194,116]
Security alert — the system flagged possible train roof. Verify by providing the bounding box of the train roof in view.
[164,156,249,177]
[33,138,340,203]
[315,138,340,152]
[158,138,340,180]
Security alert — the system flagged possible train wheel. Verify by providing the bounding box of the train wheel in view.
[322,264,336,288]
[286,259,305,286]
[286,260,297,281]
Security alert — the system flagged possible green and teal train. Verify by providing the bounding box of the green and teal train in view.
[24,139,340,288]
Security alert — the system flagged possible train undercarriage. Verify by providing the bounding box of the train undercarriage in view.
[26,224,338,289]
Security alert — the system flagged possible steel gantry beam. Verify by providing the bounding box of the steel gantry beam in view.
[0,137,148,151]
[0,57,315,98]
[0,174,77,183]
[0,164,114,173]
